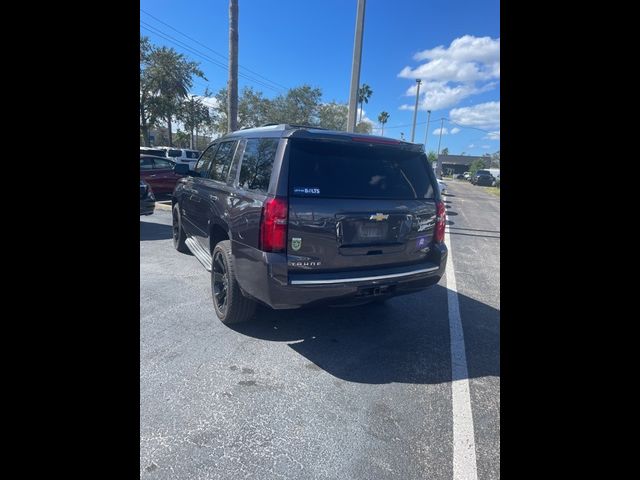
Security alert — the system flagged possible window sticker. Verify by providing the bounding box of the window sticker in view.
[293,187,320,195]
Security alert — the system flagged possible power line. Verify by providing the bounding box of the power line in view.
[140,9,288,91]
[140,22,285,93]
[140,22,281,92]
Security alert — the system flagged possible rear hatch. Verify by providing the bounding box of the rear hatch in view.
[286,138,439,273]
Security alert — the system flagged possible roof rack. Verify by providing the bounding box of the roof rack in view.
[259,123,330,130]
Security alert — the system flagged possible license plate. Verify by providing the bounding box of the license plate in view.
[358,223,387,239]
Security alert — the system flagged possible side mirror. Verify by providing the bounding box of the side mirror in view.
[174,163,191,175]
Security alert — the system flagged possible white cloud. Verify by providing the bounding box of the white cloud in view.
[399,36,499,83]
[433,127,448,136]
[468,144,476,148]
[397,35,499,112]
[400,81,496,111]
[481,145,491,149]
[449,101,500,130]
[451,127,461,134]
[414,35,500,64]
[484,130,500,140]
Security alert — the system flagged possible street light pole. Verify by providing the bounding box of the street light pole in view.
[423,109,432,150]
[347,0,366,132]
[410,79,422,142]
[436,118,445,178]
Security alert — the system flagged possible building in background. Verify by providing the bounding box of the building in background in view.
[437,154,484,175]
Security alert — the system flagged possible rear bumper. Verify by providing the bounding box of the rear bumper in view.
[233,242,447,309]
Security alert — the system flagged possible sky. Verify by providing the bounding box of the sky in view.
[140,0,500,155]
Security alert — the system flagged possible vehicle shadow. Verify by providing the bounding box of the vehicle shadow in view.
[140,220,173,241]
[229,284,499,385]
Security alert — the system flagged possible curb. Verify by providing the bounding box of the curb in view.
[155,202,172,211]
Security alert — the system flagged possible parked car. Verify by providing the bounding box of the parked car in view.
[473,170,495,186]
[437,179,447,194]
[171,124,448,324]
[140,179,155,216]
[163,147,201,169]
[455,173,465,179]
[140,146,168,157]
[140,155,185,195]
[463,171,471,180]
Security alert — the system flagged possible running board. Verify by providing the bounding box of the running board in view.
[185,237,212,271]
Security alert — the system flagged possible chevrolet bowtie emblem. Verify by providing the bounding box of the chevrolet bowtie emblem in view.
[369,213,389,221]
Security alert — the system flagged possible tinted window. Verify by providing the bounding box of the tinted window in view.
[186,151,200,159]
[477,170,490,175]
[168,149,182,157]
[210,141,237,182]
[153,158,174,170]
[140,158,154,170]
[194,144,218,176]
[239,138,279,192]
[288,139,435,199]
[141,149,166,157]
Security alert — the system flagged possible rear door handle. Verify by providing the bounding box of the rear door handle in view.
[209,194,218,201]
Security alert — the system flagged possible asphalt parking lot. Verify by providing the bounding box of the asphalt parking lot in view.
[140,179,500,479]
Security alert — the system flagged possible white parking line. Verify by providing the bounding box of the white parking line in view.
[445,223,479,480]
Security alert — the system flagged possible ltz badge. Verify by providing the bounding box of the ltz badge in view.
[291,237,302,251]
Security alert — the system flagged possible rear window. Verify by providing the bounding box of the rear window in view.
[168,149,182,157]
[186,150,200,159]
[288,139,435,200]
[141,149,166,157]
[477,170,491,175]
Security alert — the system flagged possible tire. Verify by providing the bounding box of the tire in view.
[172,203,189,253]
[211,240,256,324]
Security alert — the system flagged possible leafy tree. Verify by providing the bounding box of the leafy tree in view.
[357,84,373,123]
[140,36,159,147]
[211,87,271,133]
[427,150,438,165]
[469,158,490,176]
[491,150,500,168]
[173,130,191,148]
[355,121,372,134]
[211,84,323,134]
[268,85,322,125]
[317,102,348,130]
[440,147,449,156]
[178,94,212,148]
[145,45,206,146]
[377,111,390,135]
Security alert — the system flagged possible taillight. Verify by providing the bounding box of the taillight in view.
[434,201,446,243]
[259,196,288,253]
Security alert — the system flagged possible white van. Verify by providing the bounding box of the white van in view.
[157,147,201,169]
[487,168,500,180]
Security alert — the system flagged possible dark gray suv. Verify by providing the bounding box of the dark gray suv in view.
[172,124,448,324]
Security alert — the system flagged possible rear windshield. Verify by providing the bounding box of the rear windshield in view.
[288,139,435,200]
[186,150,200,159]
[141,149,166,157]
[168,149,182,157]
[477,170,491,175]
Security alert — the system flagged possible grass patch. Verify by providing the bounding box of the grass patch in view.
[485,187,500,197]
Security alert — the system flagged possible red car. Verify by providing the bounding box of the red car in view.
[140,155,185,194]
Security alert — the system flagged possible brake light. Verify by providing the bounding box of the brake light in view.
[260,196,288,252]
[351,136,400,145]
[434,201,446,243]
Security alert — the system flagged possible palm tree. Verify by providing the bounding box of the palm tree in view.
[146,46,205,146]
[377,111,390,136]
[357,84,373,123]
[228,0,239,132]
